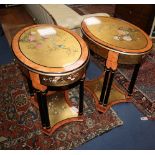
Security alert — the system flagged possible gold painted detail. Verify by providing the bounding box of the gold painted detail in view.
[85,76,126,104]
[85,16,147,50]
[47,92,78,127]
[83,34,143,65]
[40,70,84,86]
[113,27,137,41]
[19,26,81,67]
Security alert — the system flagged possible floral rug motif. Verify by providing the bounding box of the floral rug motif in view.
[91,49,155,119]
[0,63,123,149]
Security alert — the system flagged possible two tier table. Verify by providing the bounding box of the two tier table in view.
[81,16,152,112]
[12,24,89,135]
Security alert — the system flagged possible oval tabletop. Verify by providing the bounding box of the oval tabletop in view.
[81,16,152,55]
[12,24,89,75]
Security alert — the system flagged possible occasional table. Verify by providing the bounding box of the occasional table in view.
[12,24,89,134]
[81,16,152,112]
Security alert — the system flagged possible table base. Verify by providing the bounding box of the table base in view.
[31,91,83,135]
[85,74,131,113]
[30,73,131,135]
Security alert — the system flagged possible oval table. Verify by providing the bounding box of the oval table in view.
[81,16,152,112]
[12,24,89,135]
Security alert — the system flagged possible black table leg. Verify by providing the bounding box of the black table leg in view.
[102,71,115,105]
[128,63,141,96]
[0,27,4,36]
[79,77,85,116]
[36,90,50,129]
[27,78,35,96]
[99,68,110,104]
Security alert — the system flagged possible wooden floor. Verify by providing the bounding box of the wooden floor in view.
[0,4,115,46]
[69,4,115,16]
[0,5,34,45]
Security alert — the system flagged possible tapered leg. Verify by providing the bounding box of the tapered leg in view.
[36,90,46,127]
[99,51,118,106]
[103,71,115,105]
[27,78,35,96]
[79,77,85,116]
[0,28,4,36]
[36,90,50,129]
[99,68,110,104]
[128,63,141,96]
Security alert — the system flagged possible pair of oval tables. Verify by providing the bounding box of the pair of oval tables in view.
[12,16,152,135]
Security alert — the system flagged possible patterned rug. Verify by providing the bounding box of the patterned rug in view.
[0,63,123,150]
[91,45,155,119]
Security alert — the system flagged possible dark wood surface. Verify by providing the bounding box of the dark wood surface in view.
[0,5,34,45]
[114,4,155,34]
[68,4,115,16]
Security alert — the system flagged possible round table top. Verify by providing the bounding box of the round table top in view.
[12,24,89,75]
[81,16,152,55]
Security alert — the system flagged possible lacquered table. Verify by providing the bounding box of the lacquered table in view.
[81,16,152,112]
[12,24,89,134]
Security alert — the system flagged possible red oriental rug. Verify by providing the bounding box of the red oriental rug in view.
[0,63,123,150]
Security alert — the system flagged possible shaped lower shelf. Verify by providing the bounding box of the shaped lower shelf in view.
[31,91,83,135]
[85,74,131,112]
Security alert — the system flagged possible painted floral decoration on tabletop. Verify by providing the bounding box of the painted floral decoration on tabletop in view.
[20,31,43,49]
[113,27,138,42]
[19,29,79,56]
